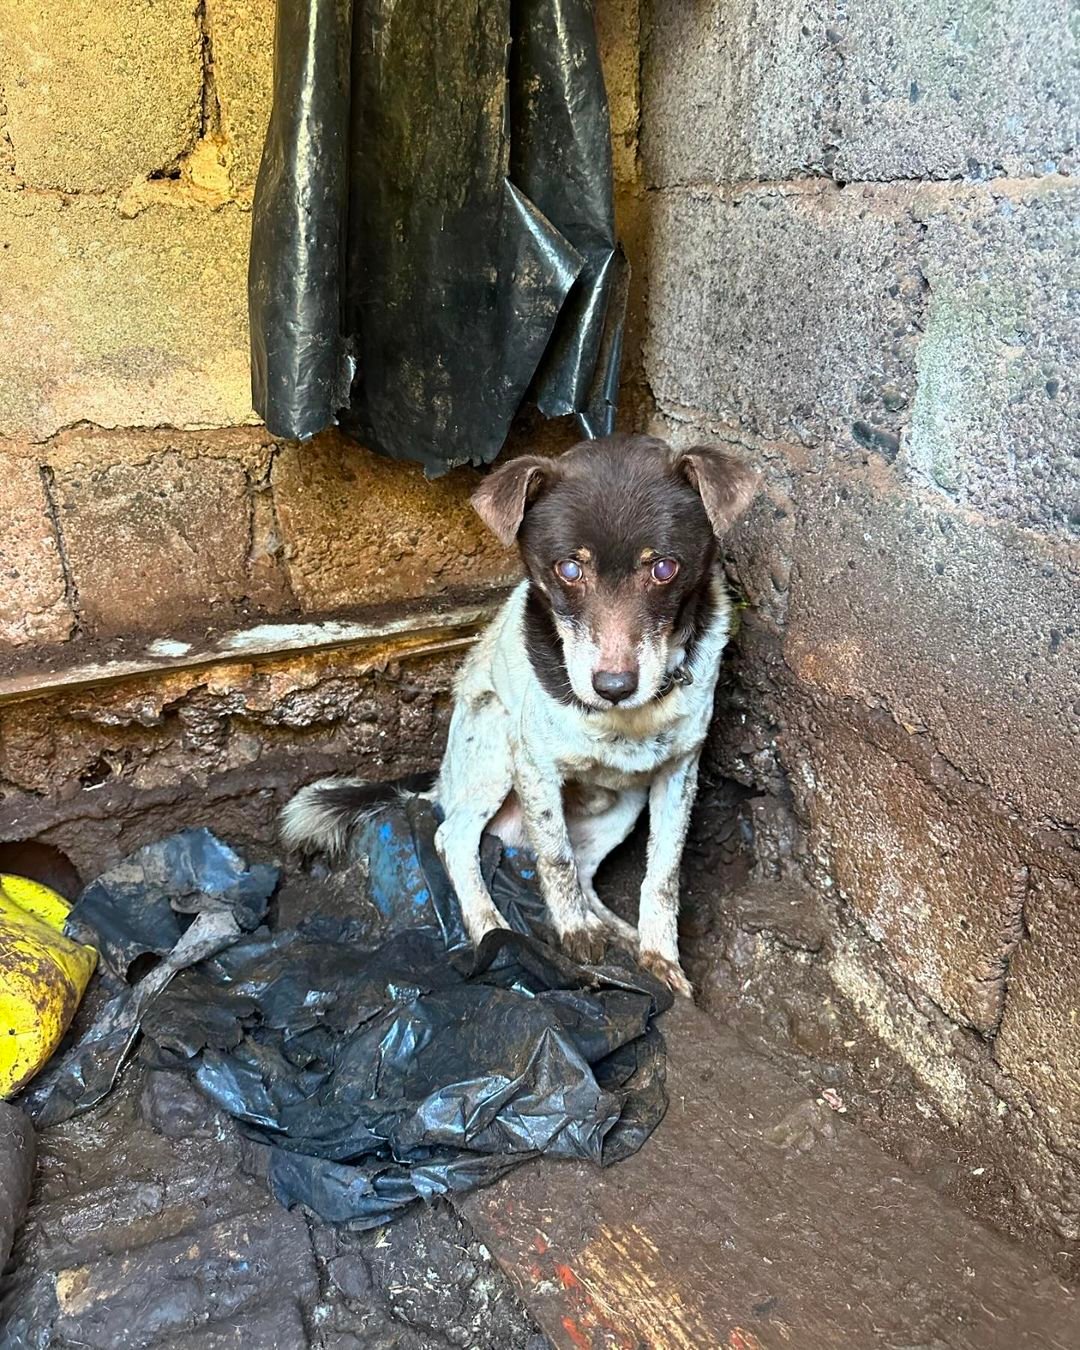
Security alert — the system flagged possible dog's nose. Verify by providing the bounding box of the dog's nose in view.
[592,669,638,703]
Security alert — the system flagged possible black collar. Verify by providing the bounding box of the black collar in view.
[656,662,694,699]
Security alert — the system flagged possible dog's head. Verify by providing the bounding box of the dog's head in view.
[471,434,759,710]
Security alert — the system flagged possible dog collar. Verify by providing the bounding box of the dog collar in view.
[657,663,694,698]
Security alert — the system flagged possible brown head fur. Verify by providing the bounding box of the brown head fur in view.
[471,434,759,706]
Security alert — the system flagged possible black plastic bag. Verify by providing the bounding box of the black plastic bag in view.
[249,0,626,472]
[29,804,669,1230]
[22,832,278,1128]
[68,828,278,981]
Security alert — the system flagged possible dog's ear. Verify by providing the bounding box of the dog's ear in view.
[470,455,554,547]
[675,445,759,536]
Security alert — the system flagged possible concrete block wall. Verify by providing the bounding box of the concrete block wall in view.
[0,0,644,646]
[641,0,1079,1247]
[0,0,645,868]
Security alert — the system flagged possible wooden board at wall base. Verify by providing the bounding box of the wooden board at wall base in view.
[459,999,1079,1350]
[0,599,502,707]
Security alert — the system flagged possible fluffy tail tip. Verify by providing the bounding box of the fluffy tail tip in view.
[279,777,378,857]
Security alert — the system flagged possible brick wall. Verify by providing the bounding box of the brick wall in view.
[641,1,1080,1247]
[0,0,644,869]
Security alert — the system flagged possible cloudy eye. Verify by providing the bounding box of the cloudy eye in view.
[555,559,583,583]
[650,557,679,584]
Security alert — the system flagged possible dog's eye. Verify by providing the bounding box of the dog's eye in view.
[650,558,679,584]
[554,559,583,583]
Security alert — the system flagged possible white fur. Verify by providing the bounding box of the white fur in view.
[432,571,732,993]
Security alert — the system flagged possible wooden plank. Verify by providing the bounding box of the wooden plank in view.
[460,1001,1079,1350]
[0,599,500,706]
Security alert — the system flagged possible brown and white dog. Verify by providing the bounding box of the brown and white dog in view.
[281,433,758,995]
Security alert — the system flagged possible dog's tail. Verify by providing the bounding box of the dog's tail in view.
[280,778,393,857]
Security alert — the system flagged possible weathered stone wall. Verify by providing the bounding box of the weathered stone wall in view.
[0,0,644,869]
[642,1,1079,1251]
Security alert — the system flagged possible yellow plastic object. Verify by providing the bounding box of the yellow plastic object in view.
[0,874,97,1098]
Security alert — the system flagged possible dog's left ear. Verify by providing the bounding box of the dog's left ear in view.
[471,455,555,547]
[675,445,760,536]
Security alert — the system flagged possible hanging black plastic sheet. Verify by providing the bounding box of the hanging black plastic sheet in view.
[249,0,627,473]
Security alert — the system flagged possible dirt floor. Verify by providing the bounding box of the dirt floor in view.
[2,790,1074,1348]
[602,784,1080,1281]
[1,1067,550,1350]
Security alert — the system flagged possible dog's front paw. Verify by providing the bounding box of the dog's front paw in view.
[559,924,608,966]
[462,904,512,949]
[639,949,693,999]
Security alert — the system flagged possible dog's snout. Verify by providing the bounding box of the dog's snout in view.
[592,669,639,703]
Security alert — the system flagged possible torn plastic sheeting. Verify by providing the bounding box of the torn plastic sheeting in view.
[25,802,670,1230]
[249,0,627,472]
[67,828,278,981]
[160,911,669,1228]
[267,1148,522,1228]
[20,831,278,1129]
[24,910,245,1130]
[144,793,672,1228]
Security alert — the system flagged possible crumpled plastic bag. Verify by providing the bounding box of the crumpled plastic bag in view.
[22,832,277,1128]
[67,828,279,980]
[23,802,669,1229]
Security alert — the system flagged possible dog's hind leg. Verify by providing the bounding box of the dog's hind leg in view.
[569,788,647,950]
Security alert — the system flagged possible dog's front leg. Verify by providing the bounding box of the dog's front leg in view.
[435,695,514,948]
[514,750,607,965]
[638,751,700,997]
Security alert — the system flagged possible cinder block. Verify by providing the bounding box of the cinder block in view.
[783,467,1080,831]
[997,868,1080,1150]
[272,433,518,613]
[0,191,254,440]
[0,454,73,646]
[642,0,1077,187]
[642,1,835,186]
[51,441,253,637]
[790,707,1028,1032]
[205,0,275,190]
[905,182,1080,535]
[0,0,202,192]
[645,186,922,446]
[834,0,1080,181]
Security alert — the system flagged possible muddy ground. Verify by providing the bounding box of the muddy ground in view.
[606,783,1080,1281]
[2,791,1074,1348]
[1,1066,549,1350]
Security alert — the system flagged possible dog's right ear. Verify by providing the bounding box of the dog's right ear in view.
[470,455,554,547]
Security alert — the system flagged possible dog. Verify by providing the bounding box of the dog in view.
[281,433,758,995]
